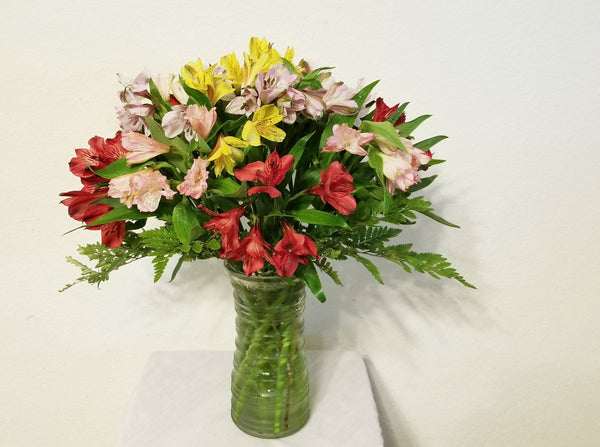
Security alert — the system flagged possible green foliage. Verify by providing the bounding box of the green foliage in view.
[374,245,476,289]
[60,242,145,291]
[61,39,474,296]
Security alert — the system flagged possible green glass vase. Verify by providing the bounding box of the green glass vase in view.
[226,264,310,438]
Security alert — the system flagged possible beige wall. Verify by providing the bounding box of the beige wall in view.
[1,1,599,446]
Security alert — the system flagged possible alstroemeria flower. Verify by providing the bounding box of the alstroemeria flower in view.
[82,203,127,248]
[60,187,126,248]
[255,63,298,104]
[242,37,286,87]
[322,123,375,156]
[207,135,247,177]
[152,73,189,105]
[181,58,234,104]
[122,132,171,165]
[68,133,128,190]
[379,138,432,194]
[225,88,261,116]
[228,224,273,276]
[277,88,305,124]
[322,77,357,115]
[234,150,294,198]
[241,104,286,146]
[301,87,326,120]
[308,161,356,215]
[108,169,176,212]
[373,97,406,127]
[270,222,318,277]
[177,158,209,199]
[200,205,246,257]
[162,104,217,141]
[117,71,154,134]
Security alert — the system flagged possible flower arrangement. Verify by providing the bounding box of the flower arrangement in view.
[60,37,473,299]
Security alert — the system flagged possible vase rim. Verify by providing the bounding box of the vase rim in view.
[224,261,303,285]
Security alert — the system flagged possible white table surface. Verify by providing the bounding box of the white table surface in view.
[114,350,383,446]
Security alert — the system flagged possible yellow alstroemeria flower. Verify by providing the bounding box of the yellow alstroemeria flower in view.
[242,37,286,87]
[181,58,234,105]
[219,52,244,92]
[208,135,247,176]
[242,105,286,146]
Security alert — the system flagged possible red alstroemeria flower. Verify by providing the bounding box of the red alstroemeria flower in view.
[83,203,126,248]
[234,150,294,198]
[69,133,128,190]
[372,98,406,127]
[308,161,357,215]
[271,222,318,277]
[60,187,126,247]
[199,205,246,257]
[228,225,272,276]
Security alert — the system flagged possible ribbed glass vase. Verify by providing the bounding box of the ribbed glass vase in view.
[226,264,310,438]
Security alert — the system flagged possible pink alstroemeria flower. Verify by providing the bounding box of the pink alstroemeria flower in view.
[322,77,357,115]
[162,105,217,141]
[117,71,154,134]
[255,63,298,104]
[301,88,326,120]
[108,169,176,212]
[225,88,261,116]
[123,132,171,165]
[277,87,305,124]
[379,138,432,194]
[323,123,375,156]
[178,158,209,199]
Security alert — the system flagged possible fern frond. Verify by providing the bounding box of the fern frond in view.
[315,258,343,286]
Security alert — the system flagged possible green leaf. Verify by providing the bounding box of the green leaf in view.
[180,79,212,108]
[144,117,190,155]
[289,209,349,228]
[295,260,327,302]
[415,135,447,151]
[361,120,408,153]
[367,147,391,211]
[352,80,379,110]
[169,256,186,282]
[172,199,200,245]
[86,204,154,226]
[296,66,335,90]
[148,78,172,114]
[210,177,243,196]
[288,131,314,169]
[281,58,297,74]
[418,210,460,228]
[397,115,431,138]
[387,102,408,125]
[354,255,384,284]
[92,158,149,179]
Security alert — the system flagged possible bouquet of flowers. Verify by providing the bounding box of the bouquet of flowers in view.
[60,37,473,299]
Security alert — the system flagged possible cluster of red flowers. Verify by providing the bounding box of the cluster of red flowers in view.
[197,152,359,277]
[60,133,128,247]
[201,206,317,277]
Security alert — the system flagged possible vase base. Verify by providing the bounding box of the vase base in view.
[114,350,383,446]
[231,409,310,439]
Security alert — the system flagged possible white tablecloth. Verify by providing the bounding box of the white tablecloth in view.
[114,350,383,446]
